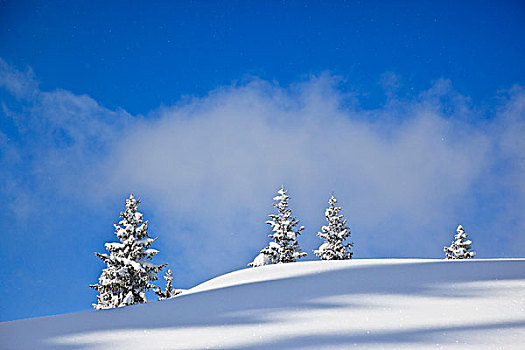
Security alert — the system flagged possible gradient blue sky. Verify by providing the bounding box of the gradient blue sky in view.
[1,1,524,321]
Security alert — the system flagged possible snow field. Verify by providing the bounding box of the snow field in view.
[1,259,524,349]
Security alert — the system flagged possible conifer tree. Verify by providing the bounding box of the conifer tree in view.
[248,185,307,267]
[155,269,181,300]
[444,225,476,259]
[90,194,167,309]
[314,194,353,260]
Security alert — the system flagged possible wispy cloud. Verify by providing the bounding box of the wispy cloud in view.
[0,59,39,101]
[1,59,524,284]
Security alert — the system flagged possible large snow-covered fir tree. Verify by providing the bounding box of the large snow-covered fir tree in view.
[90,194,167,309]
[155,269,181,300]
[444,224,476,259]
[248,185,307,267]
[314,194,353,260]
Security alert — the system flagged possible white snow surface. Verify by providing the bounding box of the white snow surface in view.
[2,259,525,349]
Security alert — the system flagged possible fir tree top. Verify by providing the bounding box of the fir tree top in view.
[266,185,305,244]
[444,224,476,260]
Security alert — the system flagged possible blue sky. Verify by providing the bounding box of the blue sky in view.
[1,1,524,321]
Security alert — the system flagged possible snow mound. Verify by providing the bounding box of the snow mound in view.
[1,259,525,349]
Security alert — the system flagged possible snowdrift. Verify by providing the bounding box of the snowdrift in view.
[1,259,524,349]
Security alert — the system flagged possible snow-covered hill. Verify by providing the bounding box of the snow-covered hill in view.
[2,259,524,349]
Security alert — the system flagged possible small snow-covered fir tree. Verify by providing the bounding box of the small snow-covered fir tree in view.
[444,225,476,259]
[90,194,167,309]
[155,269,181,300]
[248,185,307,267]
[314,194,353,260]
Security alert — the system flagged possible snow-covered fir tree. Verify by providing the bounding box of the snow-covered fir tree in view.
[314,194,353,260]
[248,185,307,267]
[444,224,476,259]
[155,269,181,300]
[90,194,167,309]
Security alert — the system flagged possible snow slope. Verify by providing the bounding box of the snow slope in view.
[1,259,524,349]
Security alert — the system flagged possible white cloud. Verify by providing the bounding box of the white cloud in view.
[1,61,524,284]
[0,59,39,101]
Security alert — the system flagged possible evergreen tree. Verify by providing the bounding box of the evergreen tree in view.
[314,194,353,260]
[248,185,307,267]
[90,194,167,309]
[155,269,181,300]
[444,225,476,259]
